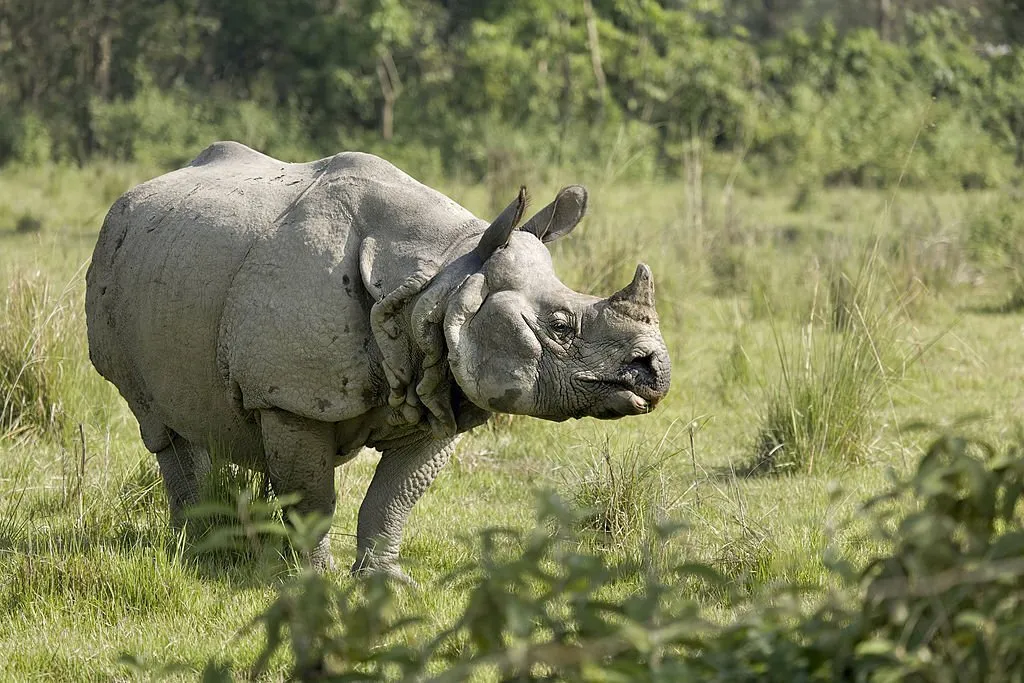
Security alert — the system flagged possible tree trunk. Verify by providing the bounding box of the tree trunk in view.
[879,0,892,41]
[96,25,112,99]
[582,0,606,111]
[376,51,401,141]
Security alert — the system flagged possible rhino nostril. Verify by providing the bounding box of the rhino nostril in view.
[626,353,656,380]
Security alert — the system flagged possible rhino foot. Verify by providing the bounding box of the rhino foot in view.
[350,555,417,587]
[307,535,337,574]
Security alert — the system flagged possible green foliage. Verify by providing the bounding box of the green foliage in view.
[753,18,1015,189]
[430,497,705,682]
[184,483,292,566]
[205,510,422,682]
[688,429,1024,681]
[165,429,1024,681]
[192,495,715,682]
[89,79,314,169]
[848,429,1024,680]
[966,193,1024,310]
[1,2,1022,185]
[0,113,55,166]
[14,212,42,234]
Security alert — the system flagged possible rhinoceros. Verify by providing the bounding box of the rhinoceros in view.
[85,141,671,579]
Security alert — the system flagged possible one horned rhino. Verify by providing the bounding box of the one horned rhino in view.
[85,141,671,579]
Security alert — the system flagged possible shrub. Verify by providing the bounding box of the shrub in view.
[11,114,54,166]
[116,425,1024,681]
[966,194,1024,311]
[752,253,910,474]
[0,272,70,440]
[14,212,42,234]
[90,80,317,170]
[89,82,214,169]
[846,429,1024,680]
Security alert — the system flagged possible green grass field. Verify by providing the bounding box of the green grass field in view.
[1,158,1022,679]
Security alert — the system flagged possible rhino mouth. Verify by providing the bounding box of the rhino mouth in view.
[577,376,660,419]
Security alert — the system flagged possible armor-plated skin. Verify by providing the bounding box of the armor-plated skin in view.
[86,141,671,579]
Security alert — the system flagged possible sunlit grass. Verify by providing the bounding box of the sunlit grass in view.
[0,161,1022,678]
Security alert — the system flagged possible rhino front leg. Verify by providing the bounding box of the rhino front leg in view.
[156,433,211,529]
[352,437,456,582]
[260,409,338,572]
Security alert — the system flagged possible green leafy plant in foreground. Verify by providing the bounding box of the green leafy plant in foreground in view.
[695,426,1024,682]
[239,513,422,683]
[129,427,1024,681]
[848,427,1024,681]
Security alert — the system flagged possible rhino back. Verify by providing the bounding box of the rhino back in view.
[86,142,322,453]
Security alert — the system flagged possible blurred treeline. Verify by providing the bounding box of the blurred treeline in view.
[1,0,1023,187]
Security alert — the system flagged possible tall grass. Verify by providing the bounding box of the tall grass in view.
[752,251,912,474]
[0,271,73,440]
[557,432,684,569]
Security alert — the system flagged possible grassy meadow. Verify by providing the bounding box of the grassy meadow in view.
[1,156,1023,679]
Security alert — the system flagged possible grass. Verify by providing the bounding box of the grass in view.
[0,158,1022,678]
[558,434,682,556]
[751,250,919,475]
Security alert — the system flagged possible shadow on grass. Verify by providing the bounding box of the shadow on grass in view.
[703,456,780,483]
[959,294,1024,315]
[0,508,298,604]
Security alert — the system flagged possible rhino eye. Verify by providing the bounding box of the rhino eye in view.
[550,319,574,339]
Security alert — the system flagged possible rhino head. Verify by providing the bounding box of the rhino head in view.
[443,187,671,422]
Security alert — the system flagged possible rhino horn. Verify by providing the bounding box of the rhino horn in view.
[474,186,528,261]
[608,264,658,323]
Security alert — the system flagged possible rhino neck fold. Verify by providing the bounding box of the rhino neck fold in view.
[361,248,486,439]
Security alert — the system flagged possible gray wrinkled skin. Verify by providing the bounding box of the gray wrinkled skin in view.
[86,141,671,580]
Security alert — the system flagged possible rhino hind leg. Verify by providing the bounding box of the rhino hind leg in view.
[260,409,338,572]
[156,433,211,528]
[352,437,456,583]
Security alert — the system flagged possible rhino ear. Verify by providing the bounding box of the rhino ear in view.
[520,185,587,243]
[474,186,528,261]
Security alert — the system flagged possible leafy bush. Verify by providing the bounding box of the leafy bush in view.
[847,428,1024,680]
[89,83,217,169]
[6,3,1024,186]
[89,80,316,170]
[0,112,55,166]
[14,212,42,234]
[187,495,715,682]
[163,427,1024,681]
[754,18,1016,190]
